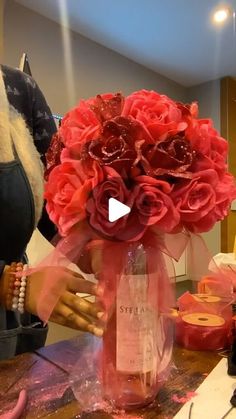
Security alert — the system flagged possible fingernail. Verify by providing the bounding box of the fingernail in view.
[97,311,105,319]
[93,327,104,337]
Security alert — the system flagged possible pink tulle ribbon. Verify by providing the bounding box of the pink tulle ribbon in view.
[32,224,190,323]
[29,225,233,326]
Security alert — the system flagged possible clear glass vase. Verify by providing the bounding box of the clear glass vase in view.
[101,240,174,410]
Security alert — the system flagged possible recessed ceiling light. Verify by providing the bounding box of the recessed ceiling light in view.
[213,8,230,23]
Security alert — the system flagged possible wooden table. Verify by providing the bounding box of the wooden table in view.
[0,335,222,418]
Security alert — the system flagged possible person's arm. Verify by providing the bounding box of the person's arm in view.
[0,264,105,337]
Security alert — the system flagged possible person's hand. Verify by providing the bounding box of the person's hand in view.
[25,267,105,337]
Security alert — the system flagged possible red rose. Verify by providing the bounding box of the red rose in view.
[177,101,199,119]
[185,172,236,233]
[134,176,180,232]
[44,89,236,238]
[122,90,187,141]
[89,93,124,123]
[209,132,228,176]
[60,93,126,160]
[186,119,228,176]
[172,169,219,232]
[82,116,147,177]
[214,173,236,219]
[186,119,218,154]
[60,100,101,151]
[140,135,195,179]
[44,132,65,181]
[86,167,144,241]
[191,152,227,179]
[45,160,103,236]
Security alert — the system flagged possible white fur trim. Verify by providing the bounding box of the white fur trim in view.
[9,107,44,226]
[0,111,14,162]
[0,69,14,162]
[0,69,44,226]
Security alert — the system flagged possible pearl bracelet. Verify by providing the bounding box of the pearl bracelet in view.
[9,262,28,314]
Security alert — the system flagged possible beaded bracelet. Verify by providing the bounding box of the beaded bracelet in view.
[15,263,28,314]
[8,262,28,314]
[6,262,19,310]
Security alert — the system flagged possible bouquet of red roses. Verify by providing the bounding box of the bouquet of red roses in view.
[45,89,236,240]
[44,90,236,411]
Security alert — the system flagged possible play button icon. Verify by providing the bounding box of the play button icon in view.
[86,178,145,240]
[108,198,131,222]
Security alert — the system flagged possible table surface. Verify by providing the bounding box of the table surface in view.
[0,335,222,419]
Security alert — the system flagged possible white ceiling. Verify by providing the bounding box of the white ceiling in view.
[15,0,236,87]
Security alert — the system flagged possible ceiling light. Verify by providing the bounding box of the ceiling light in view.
[213,8,230,23]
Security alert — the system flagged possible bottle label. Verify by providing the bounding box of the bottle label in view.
[116,274,154,373]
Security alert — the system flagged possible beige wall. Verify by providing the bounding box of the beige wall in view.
[3,0,186,116]
[187,79,221,130]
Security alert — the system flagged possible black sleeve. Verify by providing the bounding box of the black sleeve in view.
[30,82,58,239]
[0,260,6,278]
[30,80,57,161]
[2,65,57,159]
